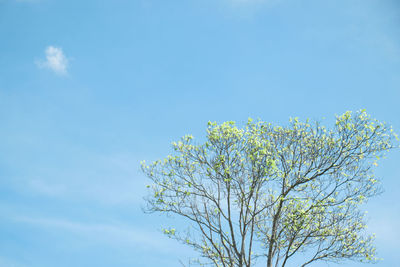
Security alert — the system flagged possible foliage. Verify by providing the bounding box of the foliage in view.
[141,110,398,267]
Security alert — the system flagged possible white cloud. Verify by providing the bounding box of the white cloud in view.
[15,0,40,3]
[367,213,400,249]
[0,256,27,267]
[22,152,146,205]
[28,179,66,196]
[36,46,69,75]
[227,0,281,6]
[230,0,264,3]
[14,216,175,252]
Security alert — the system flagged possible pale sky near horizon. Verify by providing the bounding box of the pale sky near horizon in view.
[0,0,399,266]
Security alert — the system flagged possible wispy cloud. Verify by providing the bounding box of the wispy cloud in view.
[15,216,174,252]
[226,0,281,6]
[22,152,145,205]
[28,179,66,196]
[36,46,69,75]
[15,0,40,3]
[367,213,400,250]
[0,256,27,267]
[229,0,265,3]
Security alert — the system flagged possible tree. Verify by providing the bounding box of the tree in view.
[141,110,398,267]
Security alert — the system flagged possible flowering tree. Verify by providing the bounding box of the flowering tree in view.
[141,110,397,267]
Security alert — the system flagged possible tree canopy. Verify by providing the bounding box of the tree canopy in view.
[141,110,398,267]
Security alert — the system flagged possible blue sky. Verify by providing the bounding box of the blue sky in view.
[0,0,399,266]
